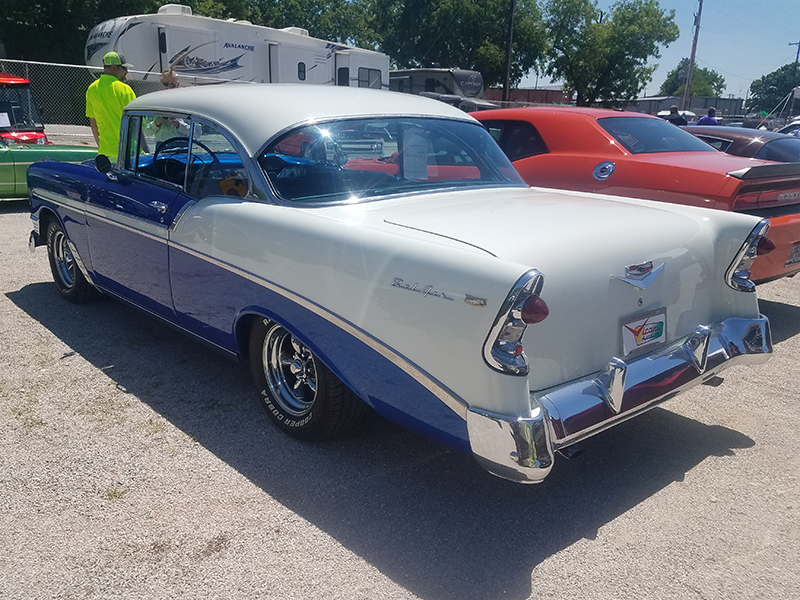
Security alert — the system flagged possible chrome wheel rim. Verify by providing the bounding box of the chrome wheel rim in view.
[262,325,318,417]
[53,230,75,289]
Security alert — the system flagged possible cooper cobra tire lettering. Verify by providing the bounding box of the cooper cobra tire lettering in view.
[249,319,367,440]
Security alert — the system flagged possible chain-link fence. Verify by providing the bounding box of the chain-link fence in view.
[0,58,250,128]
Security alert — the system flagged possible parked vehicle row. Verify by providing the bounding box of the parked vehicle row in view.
[474,107,800,283]
[24,85,777,484]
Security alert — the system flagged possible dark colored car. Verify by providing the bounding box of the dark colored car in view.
[685,125,800,163]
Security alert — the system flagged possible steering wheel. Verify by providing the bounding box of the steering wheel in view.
[153,137,221,184]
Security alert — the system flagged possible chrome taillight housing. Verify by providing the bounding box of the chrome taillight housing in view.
[483,270,548,375]
[726,219,773,292]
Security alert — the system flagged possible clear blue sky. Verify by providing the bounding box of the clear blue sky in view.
[521,0,800,99]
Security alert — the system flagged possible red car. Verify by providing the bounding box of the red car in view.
[0,72,49,144]
[475,107,800,283]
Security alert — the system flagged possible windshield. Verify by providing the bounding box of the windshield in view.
[0,83,45,131]
[258,117,524,203]
[599,116,716,154]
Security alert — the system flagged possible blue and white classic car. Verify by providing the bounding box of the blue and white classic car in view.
[28,85,773,483]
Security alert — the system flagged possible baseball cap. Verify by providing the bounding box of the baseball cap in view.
[103,51,133,69]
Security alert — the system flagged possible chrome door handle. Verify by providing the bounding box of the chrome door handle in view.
[149,201,168,214]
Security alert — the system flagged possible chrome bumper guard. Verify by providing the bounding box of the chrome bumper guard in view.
[468,316,772,484]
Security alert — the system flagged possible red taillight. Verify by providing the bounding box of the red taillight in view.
[521,296,549,324]
[757,236,776,256]
[733,192,760,210]
[0,131,48,144]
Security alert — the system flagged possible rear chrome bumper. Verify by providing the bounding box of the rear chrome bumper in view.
[467,316,772,484]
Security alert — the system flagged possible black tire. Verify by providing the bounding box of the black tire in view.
[46,220,95,303]
[248,318,366,440]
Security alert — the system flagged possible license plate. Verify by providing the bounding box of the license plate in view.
[785,242,800,267]
[622,307,667,356]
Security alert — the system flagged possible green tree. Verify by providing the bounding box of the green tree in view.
[250,0,379,48]
[0,0,376,65]
[543,0,679,106]
[372,0,547,88]
[0,1,165,64]
[658,58,725,97]
[748,63,799,114]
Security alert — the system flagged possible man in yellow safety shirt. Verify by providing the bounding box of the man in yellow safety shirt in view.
[86,52,136,160]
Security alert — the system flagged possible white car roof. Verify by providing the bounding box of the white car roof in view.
[125,83,476,156]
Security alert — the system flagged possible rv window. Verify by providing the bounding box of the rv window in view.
[298,63,306,81]
[337,68,350,87]
[358,68,381,89]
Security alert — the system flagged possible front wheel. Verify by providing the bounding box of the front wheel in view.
[249,318,366,440]
[46,220,95,303]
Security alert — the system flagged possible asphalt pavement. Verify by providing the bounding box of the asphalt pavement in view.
[1,200,799,599]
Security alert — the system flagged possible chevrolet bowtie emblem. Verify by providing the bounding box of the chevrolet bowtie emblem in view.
[612,261,665,290]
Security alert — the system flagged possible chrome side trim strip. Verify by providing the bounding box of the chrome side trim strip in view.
[84,205,168,242]
[170,242,469,419]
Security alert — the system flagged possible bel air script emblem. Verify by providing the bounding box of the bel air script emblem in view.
[391,278,454,301]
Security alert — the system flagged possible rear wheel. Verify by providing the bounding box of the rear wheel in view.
[46,220,95,303]
[248,318,366,440]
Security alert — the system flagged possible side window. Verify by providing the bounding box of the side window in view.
[185,122,250,199]
[697,136,724,150]
[123,116,143,171]
[696,136,731,152]
[358,68,381,89]
[484,125,503,144]
[482,120,548,161]
[337,67,350,86]
[130,113,192,186]
[298,62,306,81]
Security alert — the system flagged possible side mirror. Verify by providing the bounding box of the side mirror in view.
[95,154,112,174]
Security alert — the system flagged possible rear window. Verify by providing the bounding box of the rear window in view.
[258,117,524,204]
[754,138,800,163]
[481,120,548,161]
[599,116,717,154]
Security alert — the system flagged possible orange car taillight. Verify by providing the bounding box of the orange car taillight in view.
[732,192,759,210]
[483,270,547,375]
[726,219,772,292]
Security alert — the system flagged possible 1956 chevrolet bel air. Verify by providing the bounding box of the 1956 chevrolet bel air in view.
[27,85,773,483]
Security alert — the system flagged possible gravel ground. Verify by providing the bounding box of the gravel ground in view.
[1,200,799,599]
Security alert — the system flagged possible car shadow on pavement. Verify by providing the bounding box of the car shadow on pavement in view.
[758,298,800,344]
[8,282,761,600]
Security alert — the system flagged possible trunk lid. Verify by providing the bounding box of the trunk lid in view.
[378,186,762,390]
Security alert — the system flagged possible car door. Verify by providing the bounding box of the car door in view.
[0,140,16,197]
[86,114,192,318]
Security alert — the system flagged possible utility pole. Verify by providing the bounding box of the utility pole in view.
[681,0,704,112]
[789,39,800,117]
[502,0,517,103]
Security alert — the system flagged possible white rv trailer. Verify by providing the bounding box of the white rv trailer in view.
[85,4,389,88]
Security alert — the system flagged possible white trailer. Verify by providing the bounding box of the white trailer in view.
[85,4,388,88]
